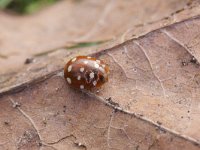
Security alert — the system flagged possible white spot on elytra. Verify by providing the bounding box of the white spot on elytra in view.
[68,65,72,72]
[87,56,91,59]
[96,60,100,64]
[94,63,99,68]
[99,67,104,72]
[80,85,84,89]
[89,72,95,79]
[71,57,77,62]
[77,76,81,80]
[80,67,85,72]
[84,61,88,64]
[93,81,97,86]
[67,78,71,84]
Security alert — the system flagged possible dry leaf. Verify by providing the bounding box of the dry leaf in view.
[1,0,200,150]
[0,0,193,74]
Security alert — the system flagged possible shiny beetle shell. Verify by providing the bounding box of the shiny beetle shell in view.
[64,56,109,90]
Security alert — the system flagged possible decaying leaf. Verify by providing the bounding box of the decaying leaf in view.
[0,75,199,150]
[1,0,200,150]
[0,0,195,75]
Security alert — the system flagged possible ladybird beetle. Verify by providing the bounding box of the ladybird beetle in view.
[64,56,109,90]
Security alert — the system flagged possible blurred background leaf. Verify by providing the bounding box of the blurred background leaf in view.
[0,0,60,14]
[0,0,13,9]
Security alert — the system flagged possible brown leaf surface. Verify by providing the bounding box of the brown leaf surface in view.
[97,15,200,141]
[0,76,200,150]
[1,0,200,92]
[0,0,193,75]
[1,0,200,150]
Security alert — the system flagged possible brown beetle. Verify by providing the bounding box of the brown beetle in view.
[64,56,109,90]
